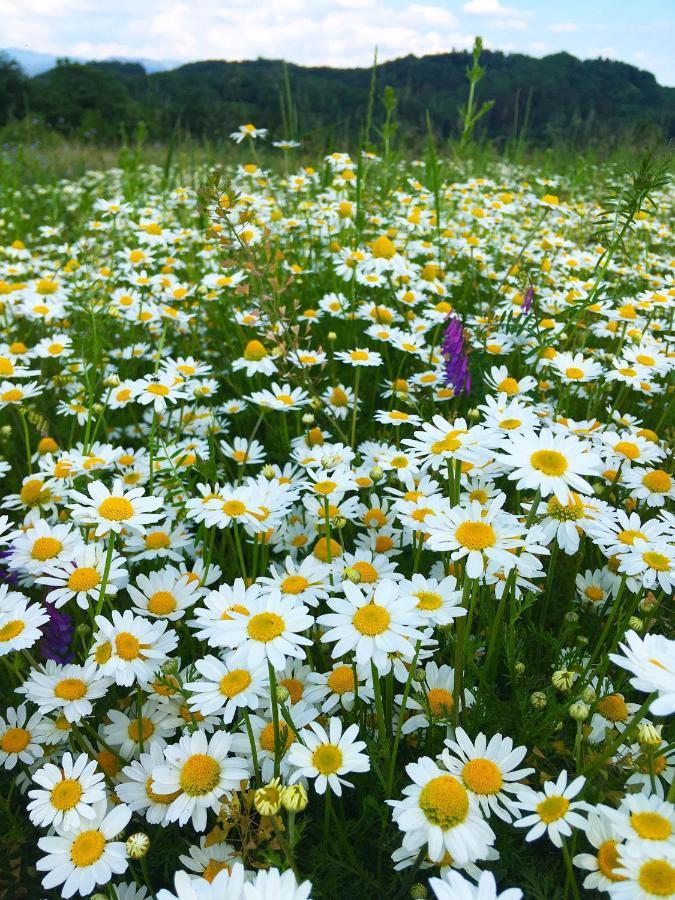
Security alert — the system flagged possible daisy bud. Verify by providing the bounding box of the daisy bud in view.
[514,662,525,676]
[564,611,578,624]
[410,886,428,899]
[92,403,104,415]
[161,658,179,675]
[369,465,383,482]
[104,374,121,387]
[331,515,346,530]
[0,425,11,438]
[576,635,589,646]
[637,722,662,749]
[92,894,109,900]
[281,783,308,812]
[261,464,276,480]
[343,566,361,584]
[412,667,426,682]
[467,408,480,420]
[126,832,150,859]
[552,669,576,692]
[569,700,590,721]
[75,622,91,639]
[301,413,315,425]
[530,691,547,709]
[275,684,290,703]
[628,616,643,632]
[254,778,283,816]
[327,331,337,341]
[582,686,597,704]
[639,595,657,614]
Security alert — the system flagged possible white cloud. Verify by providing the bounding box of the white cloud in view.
[547,22,578,34]
[462,0,532,31]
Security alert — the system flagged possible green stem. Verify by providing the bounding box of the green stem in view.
[94,531,116,618]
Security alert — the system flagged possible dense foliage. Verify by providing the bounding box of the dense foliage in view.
[1,48,674,149]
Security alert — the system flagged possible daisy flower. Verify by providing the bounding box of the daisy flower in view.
[257,554,330,607]
[335,347,383,367]
[215,590,313,670]
[389,756,496,864]
[151,729,250,832]
[134,374,187,412]
[441,730,534,823]
[497,428,602,503]
[0,704,44,769]
[396,662,473,734]
[514,770,588,847]
[185,653,268,722]
[622,466,675,508]
[36,800,131,898]
[0,591,50,655]
[18,660,113,722]
[37,542,128,610]
[617,538,675,594]
[398,574,467,627]
[101,700,181,759]
[7,518,80,576]
[245,865,313,900]
[288,718,369,796]
[179,835,241,882]
[27,751,106,832]
[318,579,424,673]
[230,122,268,142]
[90,609,179,686]
[117,741,181,825]
[124,518,192,562]
[613,843,675,900]
[128,565,200,620]
[572,810,627,892]
[304,662,374,714]
[68,478,163,536]
[606,793,675,853]
[0,379,43,407]
[429,870,523,900]
[609,630,675,716]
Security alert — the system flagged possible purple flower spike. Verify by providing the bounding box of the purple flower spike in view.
[441,314,471,397]
[40,602,75,663]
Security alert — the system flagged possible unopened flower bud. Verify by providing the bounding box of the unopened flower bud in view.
[0,425,11,438]
[369,465,383,482]
[411,885,428,899]
[569,700,590,721]
[412,667,426,682]
[275,685,290,704]
[92,403,104,415]
[343,566,361,584]
[75,622,91,639]
[637,722,662,749]
[301,413,315,425]
[261,464,276,480]
[514,662,525,676]
[254,778,283,816]
[331,515,346,530]
[161,658,179,675]
[92,894,109,900]
[327,331,337,341]
[531,691,547,709]
[281,783,308,812]
[582,686,597,704]
[639,596,657,614]
[552,669,577,692]
[467,408,480,421]
[628,616,643,632]
[576,635,589,646]
[126,832,150,859]
[104,374,121,387]
[564,611,579,625]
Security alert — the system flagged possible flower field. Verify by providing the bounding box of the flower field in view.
[0,134,673,900]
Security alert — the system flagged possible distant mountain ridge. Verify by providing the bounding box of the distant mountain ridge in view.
[1,48,673,147]
[3,47,178,76]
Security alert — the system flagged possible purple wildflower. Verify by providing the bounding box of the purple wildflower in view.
[441,315,471,397]
[40,602,74,663]
[522,286,534,315]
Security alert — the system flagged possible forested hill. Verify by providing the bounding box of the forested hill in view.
[2,49,674,147]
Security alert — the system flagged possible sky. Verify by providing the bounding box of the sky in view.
[2,0,674,85]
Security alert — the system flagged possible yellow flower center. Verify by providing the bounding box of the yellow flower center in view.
[597,694,629,722]
[617,528,646,545]
[147,591,177,615]
[584,585,604,603]
[632,812,672,841]
[20,478,49,506]
[145,531,170,549]
[128,717,155,743]
[179,754,221,795]
[31,536,63,560]
[597,840,626,882]
[327,666,355,695]
[427,687,454,717]
[614,440,640,460]
[222,499,246,517]
[643,470,672,493]
[0,620,25,642]
[51,778,83,810]
[55,678,87,700]
[547,494,584,521]
[638,859,675,896]
[350,350,369,362]
[115,632,143,660]
[70,830,106,868]
[415,591,442,611]
[280,677,304,704]
[419,775,469,829]
[312,743,343,775]
[497,377,520,395]
[220,669,252,698]
[147,383,169,396]
[431,433,463,454]
[0,727,30,753]
[455,521,496,550]
[530,449,568,476]
[352,561,378,583]
[536,795,570,823]
[565,367,585,380]
[68,567,100,592]
[313,479,337,496]
[202,860,230,883]
[247,612,285,642]
[644,552,670,572]
[330,387,349,407]
[352,603,391,636]
[1,388,23,402]
[260,722,294,754]
[372,235,396,259]
[281,575,309,595]
[94,641,112,664]
[243,340,267,361]
[98,497,134,521]
[462,758,503,795]
[146,777,181,804]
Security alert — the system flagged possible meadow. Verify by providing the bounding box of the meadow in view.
[0,60,673,900]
